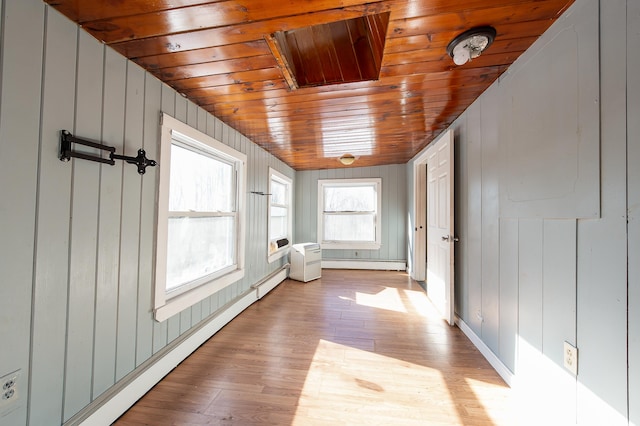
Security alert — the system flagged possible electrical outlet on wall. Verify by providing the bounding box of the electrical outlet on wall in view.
[564,341,578,375]
[0,369,21,416]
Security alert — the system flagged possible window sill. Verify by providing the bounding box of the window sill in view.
[154,268,244,322]
[320,242,381,250]
[268,245,290,263]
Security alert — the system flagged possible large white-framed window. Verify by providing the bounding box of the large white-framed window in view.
[317,178,382,250]
[154,113,246,322]
[267,168,292,263]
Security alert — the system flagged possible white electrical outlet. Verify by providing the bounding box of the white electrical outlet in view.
[564,341,578,375]
[0,369,21,416]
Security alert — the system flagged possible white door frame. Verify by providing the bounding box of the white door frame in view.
[411,153,427,282]
[411,130,454,290]
[411,130,455,323]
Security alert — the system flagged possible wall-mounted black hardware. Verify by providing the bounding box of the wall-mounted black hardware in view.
[59,130,157,175]
[111,150,157,175]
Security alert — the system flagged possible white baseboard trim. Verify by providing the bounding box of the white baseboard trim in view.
[77,291,260,425]
[252,267,289,299]
[455,316,514,387]
[321,260,406,271]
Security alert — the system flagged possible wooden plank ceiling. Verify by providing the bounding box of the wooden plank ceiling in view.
[45,0,574,171]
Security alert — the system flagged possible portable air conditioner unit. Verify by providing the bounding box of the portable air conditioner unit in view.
[290,243,322,282]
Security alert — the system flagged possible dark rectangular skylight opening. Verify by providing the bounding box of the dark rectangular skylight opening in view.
[269,12,390,89]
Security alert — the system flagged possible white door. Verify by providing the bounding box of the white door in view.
[426,132,454,325]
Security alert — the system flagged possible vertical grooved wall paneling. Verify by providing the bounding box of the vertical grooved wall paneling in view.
[576,0,628,422]
[115,61,145,382]
[628,0,640,423]
[0,0,45,424]
[295,165,406,263]
[498,218,518,374]
[0,1,295,423]
[63,29,104,421]
[137,72,160,364]
[92,46,126,399]
[30,7,76,424]
[417,0,629,423]
[541,219,577,424]
[463,101,483,336]
[453,114,469,319]
[479,87,500,353]
[517,218,544,360]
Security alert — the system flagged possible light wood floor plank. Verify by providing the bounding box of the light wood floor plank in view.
[115,270,513,425]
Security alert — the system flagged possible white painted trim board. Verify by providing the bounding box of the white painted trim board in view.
[455,315,514,387]
[321,260,406,271]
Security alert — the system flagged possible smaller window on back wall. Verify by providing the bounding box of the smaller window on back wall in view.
[318,178,382,250]
[268,168,292,263]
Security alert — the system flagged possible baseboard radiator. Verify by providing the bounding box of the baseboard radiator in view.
[252,263,290,299]
[322,259,406,271]
[66,264,290,426]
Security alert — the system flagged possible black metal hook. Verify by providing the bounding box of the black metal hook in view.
[59,130,157,175]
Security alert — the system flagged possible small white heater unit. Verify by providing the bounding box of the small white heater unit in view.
[290,243,322,282]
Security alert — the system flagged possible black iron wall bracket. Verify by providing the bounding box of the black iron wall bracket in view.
[58,130,157,175]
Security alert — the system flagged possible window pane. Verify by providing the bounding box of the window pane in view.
[324,185,375,212]
[324,214,375,241]
[166,216,235,291]
[270,206,288,240]
[270,179,286,205]
[169,143,234,212]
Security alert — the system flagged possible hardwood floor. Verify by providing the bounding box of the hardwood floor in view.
[115,270,513,425]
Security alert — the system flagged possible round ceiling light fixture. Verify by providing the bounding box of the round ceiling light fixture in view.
[446,26,497,66]
[339,153,356,165]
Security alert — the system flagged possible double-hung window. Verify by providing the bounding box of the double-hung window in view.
[268,168,292,263]
[154,113,246,321]
[318,178,382,250]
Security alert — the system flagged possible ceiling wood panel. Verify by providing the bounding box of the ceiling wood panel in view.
[134,41,271,70]
[45,0,574,170]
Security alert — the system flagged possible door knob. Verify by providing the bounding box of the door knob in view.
[442,235,450,241]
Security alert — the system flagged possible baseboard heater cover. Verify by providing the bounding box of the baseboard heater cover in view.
[252,265,289,299]
[321,260,406,271]
[67,266,289,426]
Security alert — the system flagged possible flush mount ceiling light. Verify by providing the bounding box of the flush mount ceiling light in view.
[339,154,356,165]
[447,26,497,66]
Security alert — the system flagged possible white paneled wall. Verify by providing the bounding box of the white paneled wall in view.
[406,0,637,424]
[0,0,43,424]
[2,0,638,424]
[0,1,293,424]
[575,0,627,423]
[629,1,640,424]
[295,164,407,263]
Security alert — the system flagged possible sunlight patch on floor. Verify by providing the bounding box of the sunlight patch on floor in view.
[402,288,442,318]
[354,287,407,313]
[292,339,463,425]
[463,377,515,425]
